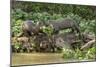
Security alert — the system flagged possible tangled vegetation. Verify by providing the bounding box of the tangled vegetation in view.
[11,1,96,60]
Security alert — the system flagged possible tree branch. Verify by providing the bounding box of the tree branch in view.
[80,39,96,50]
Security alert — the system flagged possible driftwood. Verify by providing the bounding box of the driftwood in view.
[17,37,29,43]
[54,32,79,45]
[80,39,96,50]
[82,33,95,43]
[32,32,83,52]
[17,36,33,52]
[33,33,54,52]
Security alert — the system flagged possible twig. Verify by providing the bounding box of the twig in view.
[80,39,96,50]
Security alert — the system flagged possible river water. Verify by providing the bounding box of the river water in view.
[11,53,94,66]
[12,53,67,66]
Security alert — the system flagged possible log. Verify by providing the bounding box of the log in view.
[53,32,81,50]
[82,33,95,43]
[80,39,96,50]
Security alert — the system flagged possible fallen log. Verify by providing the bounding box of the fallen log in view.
[82,33,95,43]
[80,39,96,50]
[53,32,81,50]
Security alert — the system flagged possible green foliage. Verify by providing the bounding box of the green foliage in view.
[59,29,72,34]
[74,48,85,60]
[79,19,96,34]
[62,46,96,60]
[12,9,28,20]
[62,48,74,59]
[14,42,21,50]
[12,20,23,36]
[85,46,96,59]
[13,1,95,20]
[41,25,53,37]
